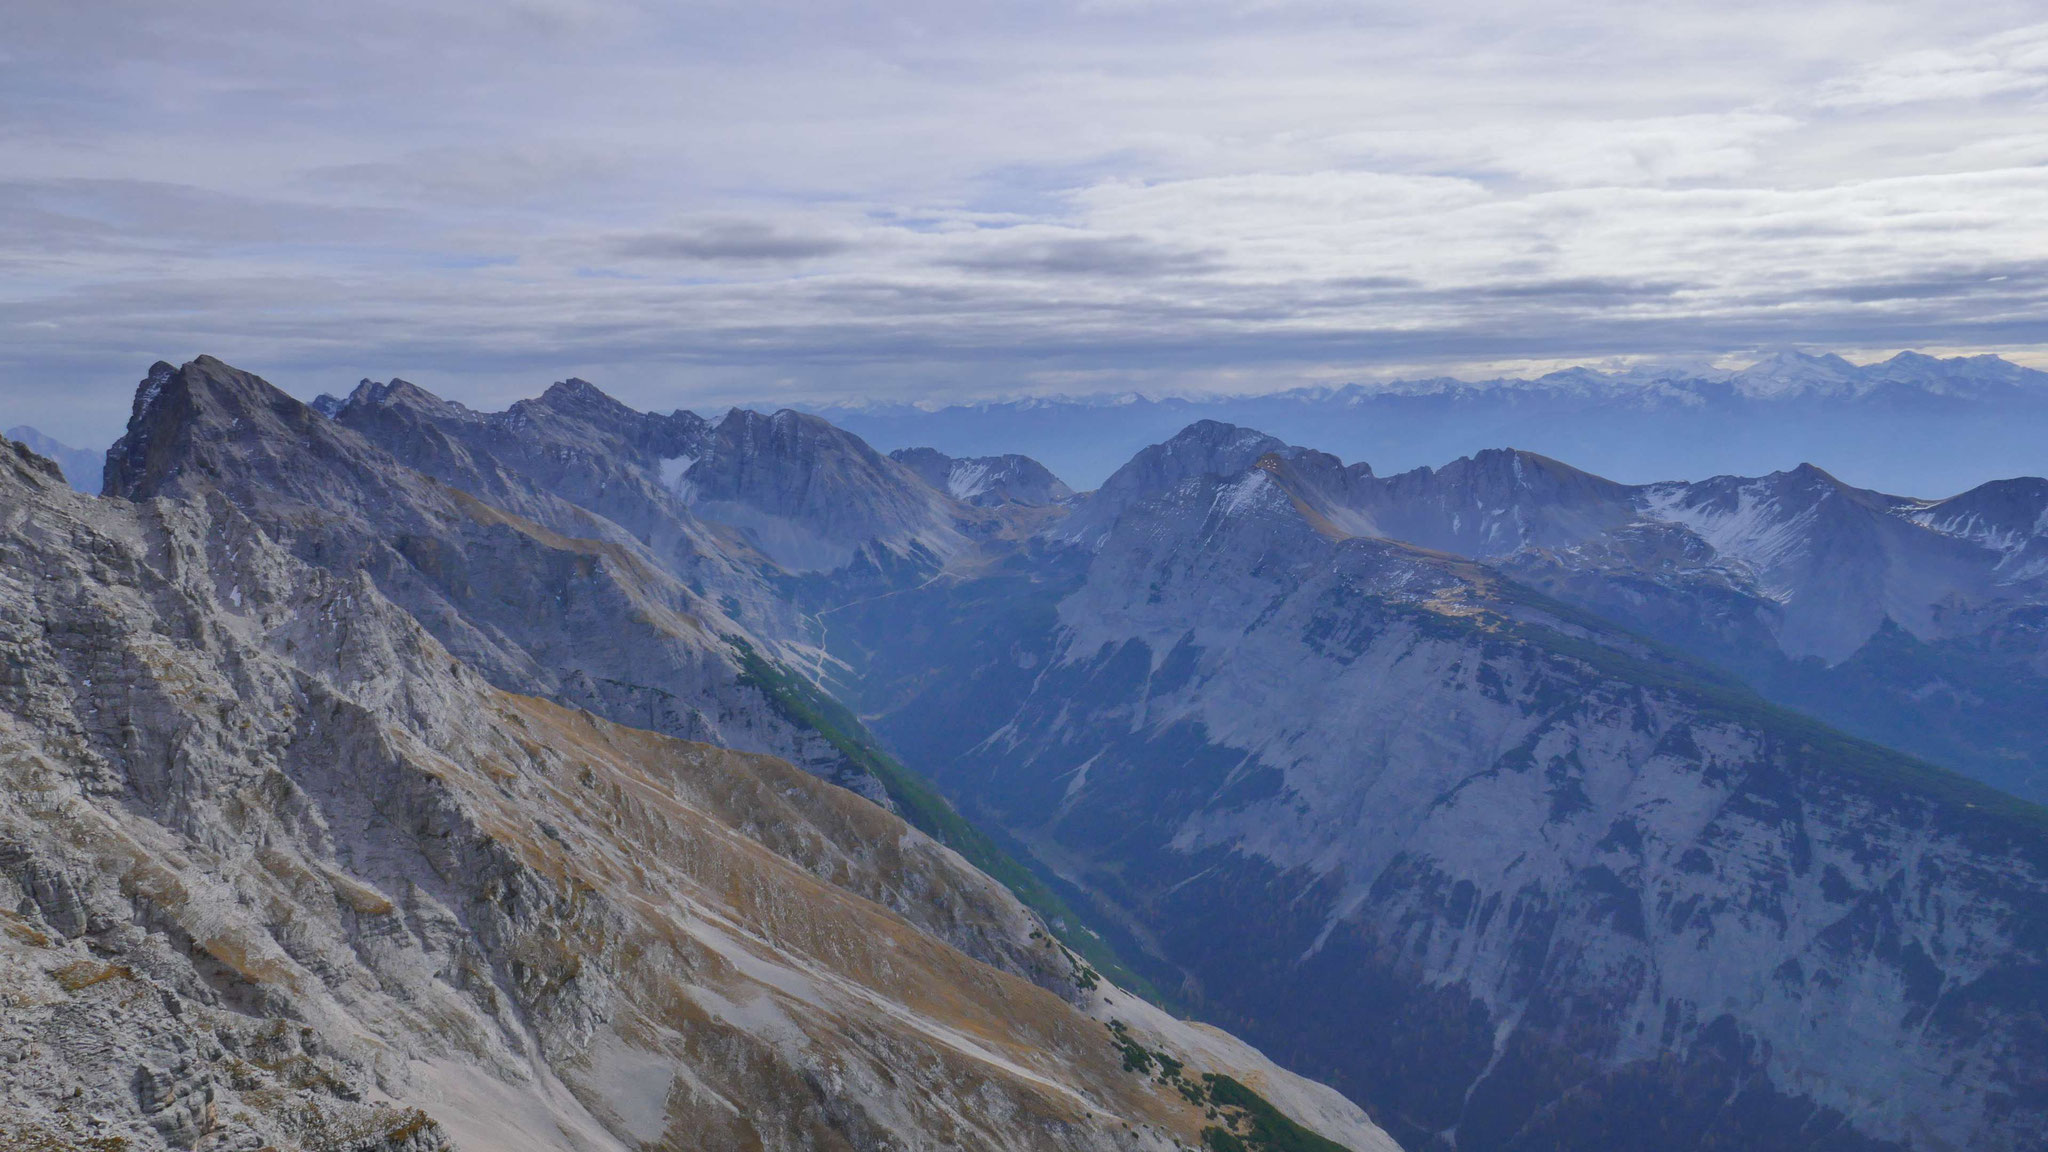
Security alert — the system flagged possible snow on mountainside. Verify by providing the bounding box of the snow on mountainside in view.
[1172,428,2048,802]
[823,350,2048,412]
[1905,477,2048,583]
[889,446,1074,507]
[1180,428,2048,669]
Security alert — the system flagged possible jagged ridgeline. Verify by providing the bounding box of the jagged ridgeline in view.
[110,357,1130,983]
[0,361,1396,1151]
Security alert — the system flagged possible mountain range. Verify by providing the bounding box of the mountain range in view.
[4,424,100,494]
[1,360,1391,1152]
[816,420,2048,1152]
[802,350,2048,500]
[3,355,2045,1151]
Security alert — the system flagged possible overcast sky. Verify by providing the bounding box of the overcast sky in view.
[6,0,2048,445]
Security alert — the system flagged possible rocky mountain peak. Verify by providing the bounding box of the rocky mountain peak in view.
[1057,420,1294,547]
[697,407,901,499]
[1301,446,1642,558]
[889,446,1074,507]
[106,356,340,503]
[712,405,851,457]
[1869,350,2038,395]
[683,407,970,573]
[136,359,177,412]
[537,375,640,425]
[1909,476,2048,574]
[340,376,469,420]
[4,432,69,488]
[1923,475,2048,529]
[1437,447,1623,495]
[1166,418,1288,457]
[1731,349,1863,397]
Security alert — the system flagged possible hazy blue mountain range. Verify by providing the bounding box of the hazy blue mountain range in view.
[799,350,2048,498]
[3,424,100,493]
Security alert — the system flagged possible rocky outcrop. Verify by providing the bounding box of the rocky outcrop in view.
[677,408,987,575]
[280,365,1160,982]
[323,375,798,652]
[0,430,1395,1151]
[1051,420,1292,548]
[891,447,1074,508]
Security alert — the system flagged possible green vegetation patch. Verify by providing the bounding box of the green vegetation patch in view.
[728,635,1152,991]
[1199,1073,1353,1152]
[1101,1023,1351,1151]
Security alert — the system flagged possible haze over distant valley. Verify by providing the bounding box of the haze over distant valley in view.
[801,348,2048,496]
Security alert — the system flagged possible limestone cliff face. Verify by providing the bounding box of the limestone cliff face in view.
[890,447,1074,509]
[207,361,1175,1002]
[322,376,823,697]
[824,430,2048,1152]
[1084,426,2048,802]
[679,408,979,576]
[105,357,889,805]
[0,433,1395,1152]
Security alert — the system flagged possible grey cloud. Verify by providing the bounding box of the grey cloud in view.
[940,234,1221,278]
[1329,276,1424,291]
[1470,278,1690,301]
[610,223,852,263]
[1807,263,2048,303]
[0,179,405,253]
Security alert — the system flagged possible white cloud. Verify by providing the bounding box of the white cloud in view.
[1815,22,2048,108]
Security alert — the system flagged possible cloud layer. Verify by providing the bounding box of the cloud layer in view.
[5,0,2048,442]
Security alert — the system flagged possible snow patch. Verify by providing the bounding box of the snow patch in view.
[1213,471,1274,519]
[658,455,697,497]
[946,459,993,501]
[1639,481,1817,599]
